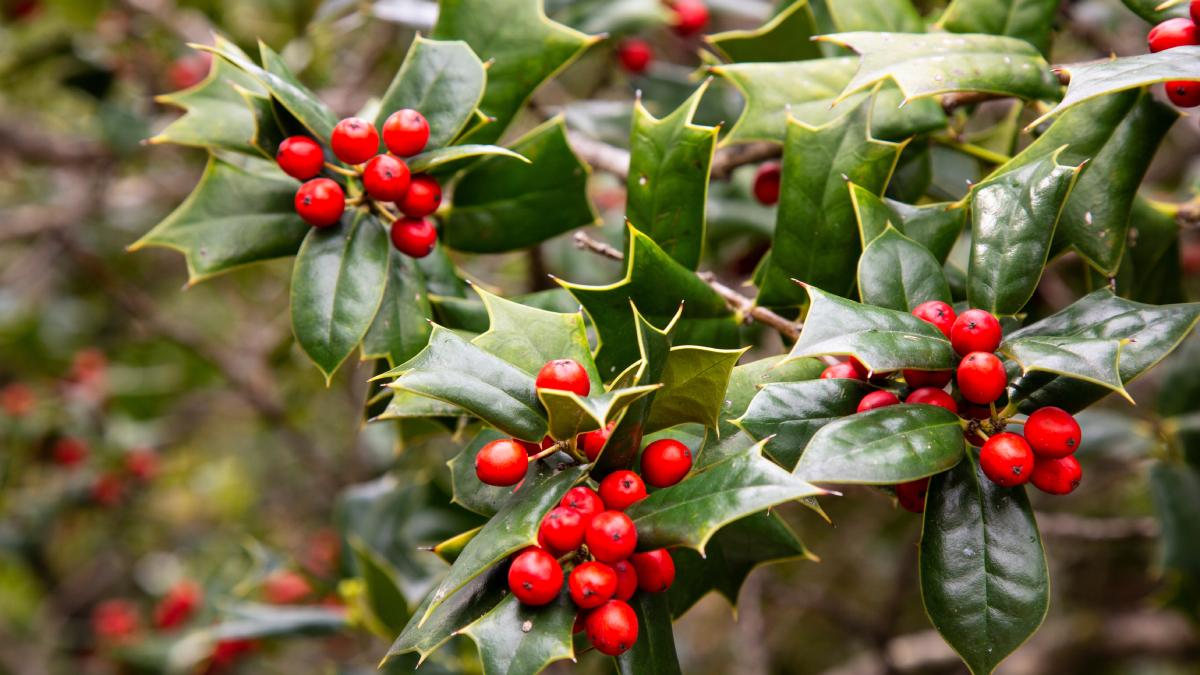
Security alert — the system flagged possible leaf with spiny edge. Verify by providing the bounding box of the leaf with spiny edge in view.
[470,285,600,387]
[937,0,1061,56]
[374,35,487,150]
[850,184,966,263]
[644,345,748,434]
[539,385,662,441]
[718,355,826,439]
[460,592,577,675]
[1000,335,1132,403]
[858,225,952,312]
[735,378,876,470]
[706,0,822,63]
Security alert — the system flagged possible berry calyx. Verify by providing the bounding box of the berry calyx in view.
[617,38,653,74]
[956,351,1007,404]
[905,387,958,414]
[539,506,586,554]
[568,561,617,609]
[276,136,325,180]
[508,548,564,606]
[753,161,782,206]
[475,439,528,486]
[294,178,346,227]
[390,217,438,258]
[1166,81,1200,107]
[912,300,957,340]
[820,362,864,380]
[670,0,709,36]
[585,510,638,563]
[578,422,614,462]
[1024,406,1081,458]
[382,108,430,157]
[598,470,648,511]
[362,154,411,201]
[630,549,675,593]
[904,369,953,388]
[895,477,930,514]
[612,560,638,601]
[950,309,1002,356]
[585,600,639,656]
[857,390,900,413]
[398,174,442,217]
[330,117,379,165]
[640,438,692,487]
[561,486,604,525]
[1030,455,1082,495]
[979,433,1034,487]
[1148,17,1199,53]
[535,358,591,396]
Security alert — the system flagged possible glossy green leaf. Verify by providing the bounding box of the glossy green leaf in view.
[539,385,660,441]
[616,592,681,675]
[461,593,576,675]
[362,250,433,366]
[291,211,390,382]
[150,46,268,154]
[850,185,966,263]
[376,390,464,421]
[471,286,599,386]
[818,0,924,32]
[858,225,951,312]
[449,429,537,517]
[719,355,825,438]
[408,144,529,172]
[706,0,821,63]
[130,155,309,284]
[350,537,411,635]
[920,450,1048,675]
[1000,335,1130,401]
[432,527,480,565]
[201,603,349,641]
[375,36,486,149]
[387,564,508,664]
[938,0,1060,55]
[736,379,875,470]
[644,346,747,433]
[1121,0,1188,23]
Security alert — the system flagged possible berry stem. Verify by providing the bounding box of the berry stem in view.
[324,162,359,177]
[371,201,398,223]
[529,441,573,463]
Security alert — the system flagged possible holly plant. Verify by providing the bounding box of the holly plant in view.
[133,0,1200,673]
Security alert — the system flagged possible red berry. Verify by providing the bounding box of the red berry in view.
[382,108,430,157]
[640,438,692,487]
[950,309,1002,356]
[508,548,564,606]
[539,507,585,554]
[475,439,529,486]
[398,174,442,217]
[895,477,930,513]
[573,611,587,634]
[979,433,1034,487]
[0,382,35,416]
[153,580,202,630]
[671,0,709,36]
[362,154,411,201]
[586,600,639,656]
[568,561,617,609]
[611,560,638,601]
[535,358,591,396]
[578,422,614,462]
[92,472,125,506]
[630,549,675,593]
[857,390,900,413]
[820,362,864,380]
[92,599,139,641]
[1024,406,1081,458]
[330,117,379,165]
[753,161,782,206]
[211,638,258,667]
[167,52,212,90]
[912,300,957,340]
[51,436,88,467]
[904,369,953,388]
[956,351,1007,404]
[1166,80,1200,107]
[847,357,871,378]
[585,510,638,563]
[617,38,653,74]
[1193,0,1200,25]
[1030,455,1082,495]
[263,570,312,604]
[295,178,346,227]
[905,387,958,414]
[561,486,604,525]
[1148,17,1199,52]
[390,217,437,258]
[276,136,325,180]
[124,448,159,482]
[598,470,648,511]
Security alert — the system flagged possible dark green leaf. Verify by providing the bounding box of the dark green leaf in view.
[645,346,747,433]
[1120,0,1189,23]
[850,185,965,263]
[472,286,599,385]
[818,0,924,32]
[1125,197,1185,305]
[719,355,825,438]
[375,36,486,149]
[362,250,433,366]
[376,390,463,421]
[1000,335,1130,401]
[461,593,576,675]
[706,0,821,63]
[858,225,951,311]
[539,385,660,441]
[204,603,349,641]
[387,565,508,664]
[937,0,1060,55]
[449,429,534,517]
[736,379,875,470]
[350,537,411,635]
[616,592,681,675]
[1149,461,1200,578]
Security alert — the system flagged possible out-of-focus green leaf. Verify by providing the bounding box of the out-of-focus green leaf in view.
[1121,0,1188,22]
[815,0,924,32]
[374,36,486,149]
[350,537,411,635]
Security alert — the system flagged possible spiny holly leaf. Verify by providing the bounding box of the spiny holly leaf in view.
[386,564,508,665]
[349,537,411,636]
[432,527,480,565]
[362,250,433,366]
[1000,336,1131,402]
[129,154,309,284]
[735,379,875,470]
[815,0,925,32]
[443,118,597,253]
[1121,0,1189,23]
[291,210,390,383]
[616,592,681,675]
[788,286,958,373]
[408,144,529,173]
[471,285,599,386]
[1030,47,1200,128]
[460,593,576,675]
[626,83,718,270]
[539,385,660,441]
[966,149,1082,317]
[235,84,283,157]
[644,346,747,434]
[920,449,1048,675]
[706,0,821,63]
[374,36,486,149]
[821,32,1062,103]
[434,0,598,145]
[756,96,905,306]
[625,440,824,553]
[850,185,966,263]
[795,404,965,485]
[937,0,1061,55]
[712,58,946,145]
[719,355,826,438]
[858,225,951,312]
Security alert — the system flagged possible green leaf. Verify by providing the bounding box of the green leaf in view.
[448,429,534,517]
[432,527,481,565]
[645,346,747,433]
[1000,335,1131,402]
[539,385,661,441]
[433,0,598,145]
[920,450,1049,675]
[625,440,824,553]
[1149,462,1200,581]
[129,154,309,283]
[291,211,390,382]
[736,379,875,470]
[1120,0,1189,23]
[626,84,718,270]
[362,250,433,366]
[795,405,965,484]
[788,286,958,372]
[966,150,1081,316]
[408,144,529,173]
[461,593,576,675]
[858,225,951,311]
[937,0,1060,55]
[442,118,598,253]
[202,603,349,641]
[616,592,681,675]
[756,96,905,305]
[719,355,825,438]
[471,286,599,385]
[818,0,925,32]
[350,537,411,635]
[376,390,464,421]
[713,58,946,145]
[387,565,508,664]
[150,45,268,154]
[821,32,1062,103]
[850,185,966,263]
[374,36,486,149]
[1126,197,1186,305]
[706,0,821,63]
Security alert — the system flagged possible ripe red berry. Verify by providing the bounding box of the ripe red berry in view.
[950,309,1002,356]
[1193,0,1200,25]
[904,369,952,388]
[1030,455,1082,495]
[362,154,411,201]
[51,436,88,467]
[895,477,930,513]
[753,161,782,206]
[295,178,346,227]
[671,0,709,36]
[1148,17,1199,52]
[956,351,1007,404]
[630,549,675,593]
[382,108,430,157]
[390,217,437,258]
[578,423,614,462]
[168,52,212,90]
[398,174,442,217]
[92,599,140,641]
[0,382,35,416]
[905,387,958,414]
[475,439,529,486]
[857,390,900,413]
[508,548,564,606]
[561,486,604,526]
[611,560,638,601]
[912,300,957,340]
[276,136,325,180]
[585,510,638,563]
[820,362,864,380]
[598,470,648,511]
[535,358,591,396]
[92,472,125,506]
[153,580,202,630]
[539,507,586,554]
[568,561,618,609]
[1166,80,1200,107]
[617,38,653,74]
[1023,406,1081,458]
[263,570,312,604]
[124,448,159,482]
[979,433,1034,487]
[586,600,639,656]
[330,117,379,165]
[640,438,692,487]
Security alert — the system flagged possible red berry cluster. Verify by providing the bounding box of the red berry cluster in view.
[1147,3,1200,107]
[614,0,709,74]
[276,109,441,258]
